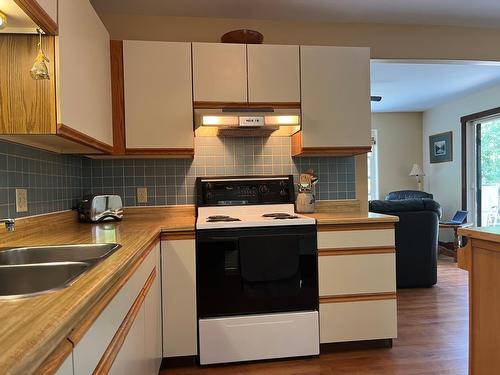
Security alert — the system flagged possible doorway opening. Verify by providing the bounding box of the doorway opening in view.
[462,109,500,227]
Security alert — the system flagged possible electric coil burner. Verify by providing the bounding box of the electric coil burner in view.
[195,175,319,365]
[263,212,300,219]
[206,215,241,222]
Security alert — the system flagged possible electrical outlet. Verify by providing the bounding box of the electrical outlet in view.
[137,187,148,203]
[16,189,28,212]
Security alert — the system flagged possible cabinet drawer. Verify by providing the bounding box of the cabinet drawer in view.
[72,244,159,375]
[320,299,397,344]
[318,229,394,249]
[319,253,396,296]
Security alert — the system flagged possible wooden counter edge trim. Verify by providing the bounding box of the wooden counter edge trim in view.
[14,0,58,35]
[319,292,397,304]
[161,230,195,241]
[57,124,114,154]
[93,268,157,375]
[67,236,159,345]
[318,246,395,256]
[471,238,500,252]
[34,338,73,375]
[318,222,395,231]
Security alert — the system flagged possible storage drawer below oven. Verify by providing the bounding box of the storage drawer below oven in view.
[199,311,319,365]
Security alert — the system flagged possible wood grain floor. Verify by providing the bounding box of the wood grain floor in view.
[161,256,468,375]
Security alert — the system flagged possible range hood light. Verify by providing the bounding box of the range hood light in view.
[202,115,239,126]
[265,115,300,126]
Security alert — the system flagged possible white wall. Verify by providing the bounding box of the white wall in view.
[98,14,500,61]
[371,113,423,199]
[423,83,500,222]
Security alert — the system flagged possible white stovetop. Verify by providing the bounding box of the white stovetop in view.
[196,204,316,230]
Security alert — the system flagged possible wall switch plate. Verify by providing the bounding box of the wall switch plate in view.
[137,187,148,203]
[16,189,28,212]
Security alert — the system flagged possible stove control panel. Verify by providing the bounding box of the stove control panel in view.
[196,175,295,206]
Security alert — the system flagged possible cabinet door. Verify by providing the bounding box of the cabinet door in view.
[109,305,147,375]
[192,43,247,102]
[161,239,197,357]
[57,0,113,146]
[247,44,300,103]
[144,245,162,375]
[36,0,58,24]
[300,46,371,148]
[123,41,194,149]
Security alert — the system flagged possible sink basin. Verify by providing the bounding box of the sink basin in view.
[0,243,121,266]
[0,262,89,298]
[0,243,121,298]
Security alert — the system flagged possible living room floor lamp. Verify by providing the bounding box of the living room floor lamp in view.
[410,164,425,191]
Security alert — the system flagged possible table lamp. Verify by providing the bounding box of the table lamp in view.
[409,164,425,191]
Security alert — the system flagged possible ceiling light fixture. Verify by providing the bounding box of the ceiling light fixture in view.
[0,11,7,30]
[30,28,50,80]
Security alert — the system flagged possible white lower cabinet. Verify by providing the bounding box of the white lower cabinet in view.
[70,241,161,375]
[54,351,73,375]
[318,226,398,345]
[161,239,197,357]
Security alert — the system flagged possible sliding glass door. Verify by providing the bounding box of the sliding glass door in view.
[472,116,500,226]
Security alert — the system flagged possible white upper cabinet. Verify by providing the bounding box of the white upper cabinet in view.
[247,44,300,103]
[123,41,194,149]
[192,42,247,102]
[37,0,58,24]
[300,46,371,148]
[57,0,113,146]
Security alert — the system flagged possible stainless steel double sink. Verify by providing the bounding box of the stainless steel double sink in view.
[0,244,121,299]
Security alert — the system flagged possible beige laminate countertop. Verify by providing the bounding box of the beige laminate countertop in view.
[458,226,500,244]
[0,206,397,374]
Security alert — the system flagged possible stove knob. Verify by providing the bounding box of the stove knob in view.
[280,189,288,197]
[259,185,269,194]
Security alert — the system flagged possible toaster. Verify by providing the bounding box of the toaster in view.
[77,195,123,223]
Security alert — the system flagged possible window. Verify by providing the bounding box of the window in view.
[368,129,379,200]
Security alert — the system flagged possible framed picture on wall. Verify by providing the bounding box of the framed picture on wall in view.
[429,131,453,163]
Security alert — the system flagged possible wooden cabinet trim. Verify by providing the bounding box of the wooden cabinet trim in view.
[160,231,195,241]
[14,0,58,35]
[320,292,396,304]
[67,237,159,345]
[110,40,126,155]
[319,246,395,256]
[93,268,157,375]
[292,131,371,156]
[291,131,370,156]
[125,148,194,157]
[193,101,301,109]
[57,124,113,154]
[35,338,72,375]
[318,223,395,231]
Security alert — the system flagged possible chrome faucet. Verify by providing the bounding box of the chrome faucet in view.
[0,218,15,232]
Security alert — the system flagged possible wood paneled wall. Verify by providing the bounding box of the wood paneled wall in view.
[0,34,56,135]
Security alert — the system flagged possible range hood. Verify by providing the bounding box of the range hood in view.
[194,106,301,137]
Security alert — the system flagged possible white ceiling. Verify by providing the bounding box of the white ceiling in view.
[90,0,500,28]
[0,0,37,33]
[370,61,500,112]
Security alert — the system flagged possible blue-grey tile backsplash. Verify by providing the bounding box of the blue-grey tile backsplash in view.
[0,137,355,217]
[0,140,82,218]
